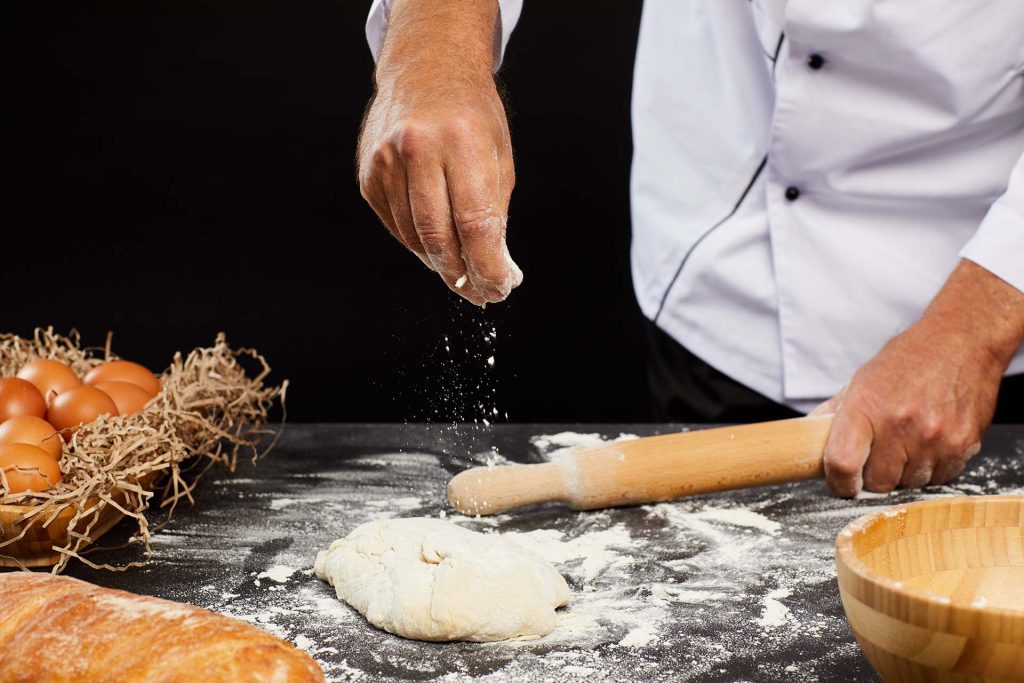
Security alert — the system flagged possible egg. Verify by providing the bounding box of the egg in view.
[0,377,47,422]
[0,443,61,493]
[17,359,82,403]
[84,360,160,398]
[0,416,62,460]
[46,386,119,440]
[94,381,152,417]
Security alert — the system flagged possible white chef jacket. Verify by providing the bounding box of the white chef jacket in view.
[366,0,1024,412]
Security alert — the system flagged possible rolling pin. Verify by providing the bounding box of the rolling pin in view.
[447,415,834,515]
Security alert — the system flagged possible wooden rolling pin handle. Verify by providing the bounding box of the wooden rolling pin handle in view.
[448,461,567,516]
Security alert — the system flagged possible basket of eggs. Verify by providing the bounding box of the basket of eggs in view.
[0,328,284,572]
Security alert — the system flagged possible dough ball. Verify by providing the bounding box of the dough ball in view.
[314,518,570,642]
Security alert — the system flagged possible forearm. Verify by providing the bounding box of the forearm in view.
[376,0,499,87]
[918,260,1024,371]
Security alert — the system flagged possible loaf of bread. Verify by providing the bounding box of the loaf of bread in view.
[0,572,325,683]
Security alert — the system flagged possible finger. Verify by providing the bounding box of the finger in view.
[899,420,968,489]
[406,157,486,305]
[495,105,516,200]
[930,441,980,486]
[372,180,436,272]
[379,166,436,272]
[495,127,523,290]
[446,143,520,303]
[930,458,966,486]
[899,453,935,489]
[823,407,874,497]
[862,437,908,494]
[359,141,416,252]
[501,239,524,289]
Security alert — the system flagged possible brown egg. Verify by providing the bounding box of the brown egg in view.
[0,377,47,422]
[94,381,153,417]
[0,443,61,493]
[0,416,62,460]
[84,360,160,398]
[46,386,119,440]
[17,359,82,404]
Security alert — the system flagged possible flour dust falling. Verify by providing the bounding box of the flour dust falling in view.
[414,302,508,430]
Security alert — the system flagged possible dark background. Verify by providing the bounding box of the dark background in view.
[1,2,649,423]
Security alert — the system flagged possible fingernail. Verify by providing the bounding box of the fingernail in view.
[480,274,511,302]
[501,242,524,288]
[463,266,511,304]
[484,287,508,303]
[510,260,524,288]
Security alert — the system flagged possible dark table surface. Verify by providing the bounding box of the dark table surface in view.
[50,423,1024,682]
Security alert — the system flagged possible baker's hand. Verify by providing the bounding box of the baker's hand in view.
[818,261,1024,496]
[357,0,522,306]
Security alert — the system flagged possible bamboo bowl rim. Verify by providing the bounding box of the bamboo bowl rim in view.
[836,495,1024,631]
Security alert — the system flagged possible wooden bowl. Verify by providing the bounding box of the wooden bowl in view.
[836,496,1024,682]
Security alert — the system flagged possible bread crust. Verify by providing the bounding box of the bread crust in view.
[0,572,325,683]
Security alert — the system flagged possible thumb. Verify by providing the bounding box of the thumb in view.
[822,405,874,497]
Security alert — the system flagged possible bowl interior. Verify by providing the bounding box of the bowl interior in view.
[843,496,1024,610]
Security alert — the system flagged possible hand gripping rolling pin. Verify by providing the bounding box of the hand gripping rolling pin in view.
[447,415,835,515]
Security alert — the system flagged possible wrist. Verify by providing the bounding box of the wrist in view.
[375,0,498,89]
[920,260,1024,371]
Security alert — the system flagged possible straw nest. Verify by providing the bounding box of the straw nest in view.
[0,328,286,573]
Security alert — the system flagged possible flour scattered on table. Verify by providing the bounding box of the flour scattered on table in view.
[531,431,641,461]
[364,496,423,510]
[687,506,782,535]
[507,524,634,582]
[257,565,297,584]
[211,478,256,485]
[292,634,315,651]
[143,427,1019,682]
[756,588,794,629]
[619,623,658,648]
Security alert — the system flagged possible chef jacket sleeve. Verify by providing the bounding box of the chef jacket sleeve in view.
[960,151,1024,293]
[365,0,523,70]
